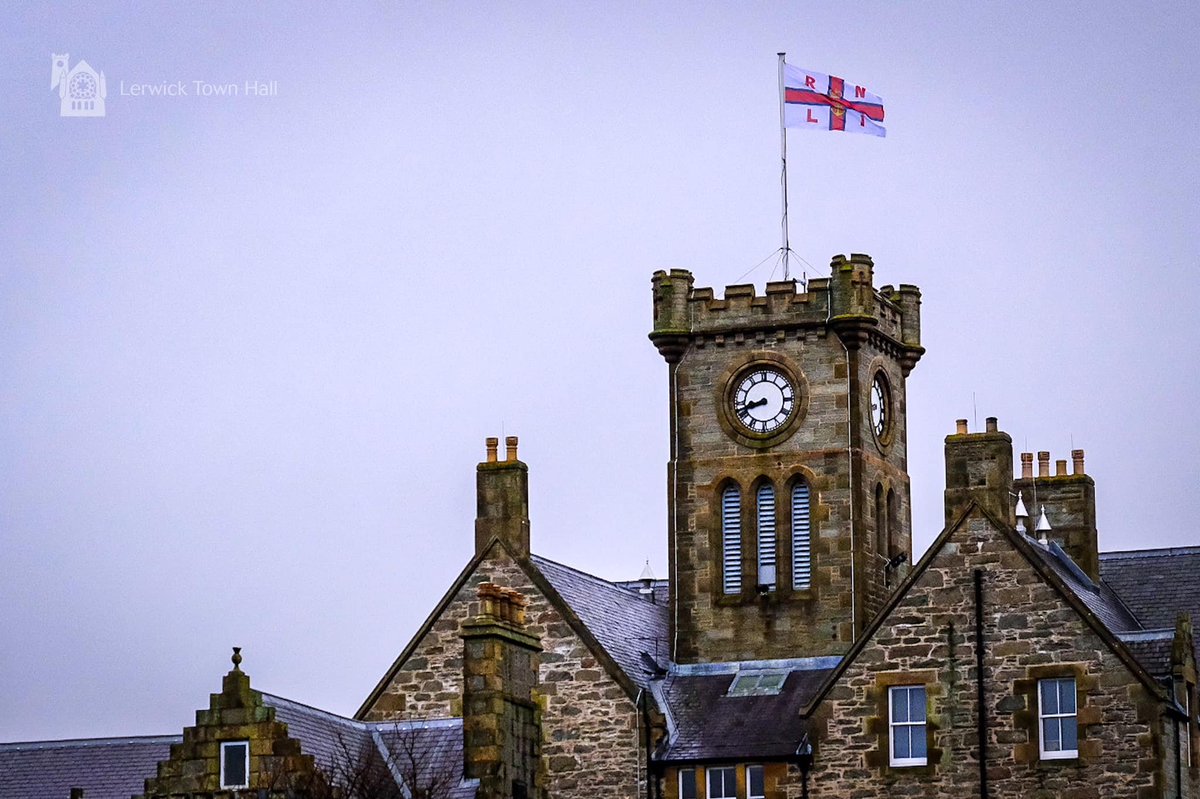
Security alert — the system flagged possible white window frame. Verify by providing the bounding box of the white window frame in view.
[707,765,737,799]
[888,685,927,767]
[746,763,766,799]
[678,767,697,799]
[220,740,250,789]
[1037,677,1079,760]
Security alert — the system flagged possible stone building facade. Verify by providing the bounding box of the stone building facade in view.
[2,254,1197,799]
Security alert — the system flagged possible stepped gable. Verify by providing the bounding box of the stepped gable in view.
[261,693,374,775]
[655,660,835,761]
[0,735,178,799]
[531,554,670,689]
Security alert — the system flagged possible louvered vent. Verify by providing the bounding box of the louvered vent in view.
[756,484,777,590]
[721,485,741,594]
[792,480,812,589]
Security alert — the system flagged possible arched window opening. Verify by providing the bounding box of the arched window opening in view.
[721,485,742,595]
[756,484,777,591]
[875,483,887,558]
[792,480,812,590]
[887,488,899,559]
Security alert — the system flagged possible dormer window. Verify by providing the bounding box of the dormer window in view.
[220,740,249,789]
[728,671,786,696]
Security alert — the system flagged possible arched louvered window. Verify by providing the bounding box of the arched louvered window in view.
[756,484,777,590]
[721,485,742,595]
[792,480,812,590]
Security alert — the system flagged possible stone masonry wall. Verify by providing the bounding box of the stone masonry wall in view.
[786,512,1164,799]
[361,548,645,798]
[657,257,920,664]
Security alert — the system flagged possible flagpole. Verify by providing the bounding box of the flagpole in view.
[777,52,790,281]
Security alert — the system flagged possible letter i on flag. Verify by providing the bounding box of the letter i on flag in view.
[782,62,885,137]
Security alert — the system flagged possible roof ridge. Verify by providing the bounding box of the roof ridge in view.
[530,552,648,595]
[1100,546,1200,559]
[263,692,369,728]
[0,734,181,749]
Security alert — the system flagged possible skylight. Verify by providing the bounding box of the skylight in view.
[727,671,787,696]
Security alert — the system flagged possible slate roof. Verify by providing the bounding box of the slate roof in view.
[265,695,476,799]
[0,699,476,799]
[375,720,478,799]
[1022,538,1142,633]
[0,734,178,799]
[1101,546,1200,670]
[654,660,834,762]
[1115,630,1176,677]
[531,554,670,689]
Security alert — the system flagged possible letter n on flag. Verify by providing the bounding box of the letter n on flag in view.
[783,63,885,137]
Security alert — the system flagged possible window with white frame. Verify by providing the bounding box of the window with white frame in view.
[756,484,776,590]
[220,740,249,788]
[791,479,812,590]
[746,764,766,799]
[888,685,927,767]
[1038,677,1078,759]
[721,485,742,594]
[707,765,737,799]
[678,768,697,799]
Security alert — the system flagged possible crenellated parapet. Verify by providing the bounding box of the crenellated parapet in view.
[650,253,924,372]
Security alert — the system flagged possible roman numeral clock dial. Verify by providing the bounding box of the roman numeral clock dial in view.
[732,368,796,434]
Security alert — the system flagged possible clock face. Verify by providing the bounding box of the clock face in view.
[871,373,890,439]
[732,367,796,435]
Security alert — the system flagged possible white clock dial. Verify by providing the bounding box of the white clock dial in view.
[732,368,796,434]
[871,374,889,438]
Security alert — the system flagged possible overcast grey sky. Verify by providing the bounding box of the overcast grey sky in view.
[2,1,1197,742]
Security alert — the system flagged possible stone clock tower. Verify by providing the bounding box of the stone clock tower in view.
[649,254,924,664]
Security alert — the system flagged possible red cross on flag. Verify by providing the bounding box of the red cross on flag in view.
[783,63,885,137]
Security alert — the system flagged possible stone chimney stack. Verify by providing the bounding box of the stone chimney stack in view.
[1014,448,1099,581]
[475,436,530,557]
[943,417,1014,527]
[462,584,542,799]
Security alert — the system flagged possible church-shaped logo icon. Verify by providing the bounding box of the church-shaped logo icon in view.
[51,54,106,117]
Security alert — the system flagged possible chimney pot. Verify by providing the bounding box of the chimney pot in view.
[1021,452,1033,479]
[1072,449,1085,475]
[1038,451,1050,478]
[1055,459,1067,476]
[505,436,519,462]
[956,419,968,434]
[985,416,998,433]
[485,437,498,463]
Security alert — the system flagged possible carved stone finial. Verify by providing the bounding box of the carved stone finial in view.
[231,646,242,670]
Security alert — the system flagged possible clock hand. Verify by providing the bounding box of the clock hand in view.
[740,397,769,413]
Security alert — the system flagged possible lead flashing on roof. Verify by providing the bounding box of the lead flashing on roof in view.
[671,655,841,677]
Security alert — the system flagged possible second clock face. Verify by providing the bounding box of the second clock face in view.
[732,367,796,434]
[871,373,890,439]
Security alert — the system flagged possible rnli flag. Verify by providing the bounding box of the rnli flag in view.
[783,64,885,137]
